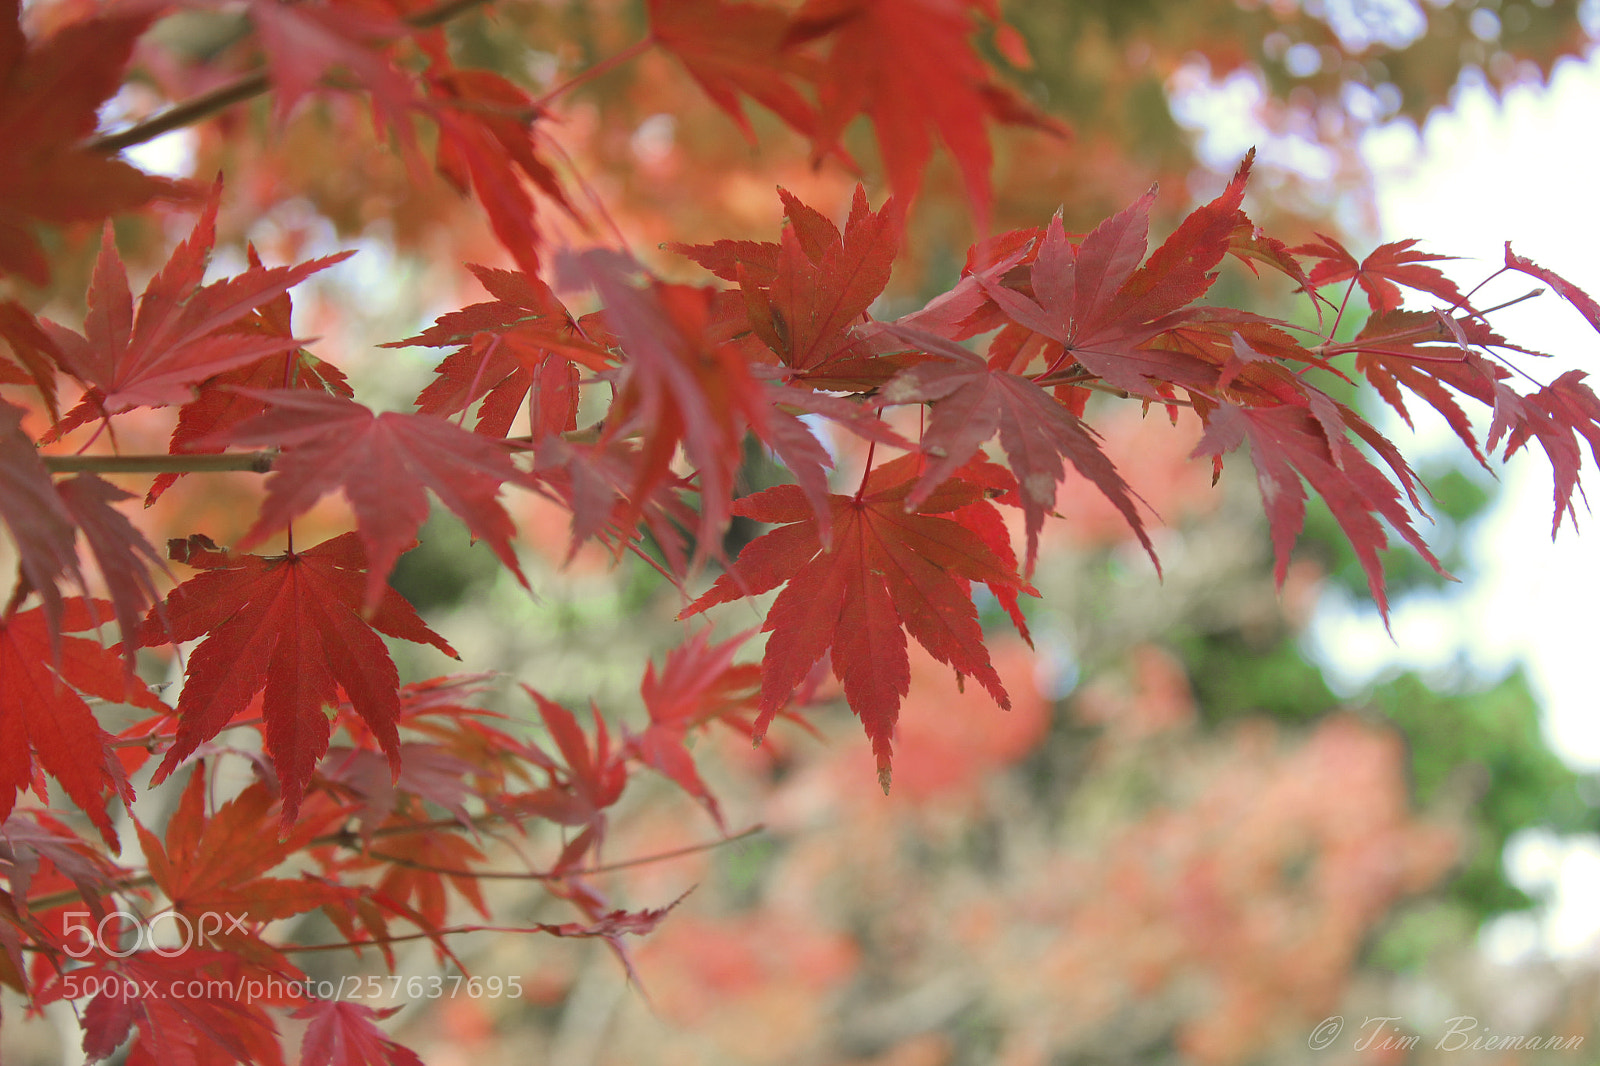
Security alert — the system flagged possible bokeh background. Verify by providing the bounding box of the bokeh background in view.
[7,0,1600,1062]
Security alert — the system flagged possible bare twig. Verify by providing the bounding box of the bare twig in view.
[84,0,495,156]
[42,450,278,474]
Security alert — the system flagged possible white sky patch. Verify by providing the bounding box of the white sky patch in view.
[1320,53,1600,758]
[1311,52,1600,960]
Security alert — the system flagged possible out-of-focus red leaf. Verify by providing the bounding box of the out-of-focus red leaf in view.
[54,474,167,669]
[648,0,820,143]
[786,0,1065,220]
[220,390,534,609]
[0,0,187,285]
[0,398,77,631]
[296,999,424,1066]
[0,599,164,848]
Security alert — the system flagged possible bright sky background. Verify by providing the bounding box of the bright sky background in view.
[1316,54,1600,962]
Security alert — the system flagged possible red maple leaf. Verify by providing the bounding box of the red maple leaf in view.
[681,454,1026,789]
[136,767,353,952]
[386,263,607,438]
[567,252,774,563]
[786,0,1064,218]
[0,0,187,285]
[1503,242,1600,338]
[648,0,821,143]
[55,474,168,669]
[245,0,416,127]
[53,949,288,1066]
[146,244,354,505]
[0,298,63,417]
[1190,397,1445,621]
[674,185,902,387]
[625,627,763,828]
[1489,369,1600,535]
[882,325,1155,575]
[426,69,577,277]
[296,1000,423,1066]
[1346,309,1505,465]
[1293,233,1467,313]
[968,187,1228,399]
[362,815,490,932]
[38,190,352,422]
[508,688,628,843]
[136,533,457,824]
[219,390,535,609]
[0,397,77,631]
[0,599,164,848]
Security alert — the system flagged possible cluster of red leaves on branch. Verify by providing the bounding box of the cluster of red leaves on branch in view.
[2,0,1600,1060]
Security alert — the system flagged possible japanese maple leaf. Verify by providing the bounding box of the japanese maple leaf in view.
[1348,309,1505,466]
[1490,369,1600,536]
[0,808,128,912]
[0,298,63,417]
[674,185,902,385]
[296,1000,423,1066]
[246,0,416,127]
[0,599,165,848]
[427,69,577,277]
[55,474,168,669]
[136,768,352,948]
[59,949,287,1066]
[681,454,1025,789]
[363,813,489,929]
[1293,233,1466,313]
[883,325,1154,575]
[0,397,77,632]
[385,263,606,438]
[567,252,773,563]
[974,192,1221,398]
[135,533,458,825]
[219,390,534,610]
[625,628,762,828]
[1503,242,1600,338]
[786,0,1064,218]
[146,245,354,505]
[509,689,628,843]
[38,190,352,420]
[1190,397,1445,622]
[648,0,821,143]
[0,0,186,285]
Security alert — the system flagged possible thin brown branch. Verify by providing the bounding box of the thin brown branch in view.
[84,0,495,156]
[88,73,270,156]
[42,451,278,474]
[357,823,766,881]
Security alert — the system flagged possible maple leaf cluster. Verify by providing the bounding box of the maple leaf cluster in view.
[0,0,1598,1060]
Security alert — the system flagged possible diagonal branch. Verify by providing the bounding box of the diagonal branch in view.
[42,451,278,474]
[84,0,495,156]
